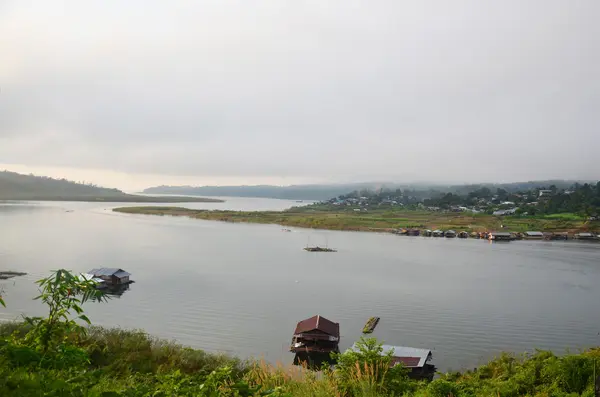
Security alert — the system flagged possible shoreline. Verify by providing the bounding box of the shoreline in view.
[112,206,598,234]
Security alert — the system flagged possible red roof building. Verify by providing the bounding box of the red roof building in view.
[290,315,340,354]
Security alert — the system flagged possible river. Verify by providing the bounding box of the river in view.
[1,198,599,372]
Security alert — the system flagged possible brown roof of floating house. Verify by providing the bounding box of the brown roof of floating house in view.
[294,315,340,337]
[391,357,421,367]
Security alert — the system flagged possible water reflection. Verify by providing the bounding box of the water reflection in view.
[100,284,131,298]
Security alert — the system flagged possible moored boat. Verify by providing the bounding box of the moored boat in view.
[488,232,512,241]
[444,230,457,238]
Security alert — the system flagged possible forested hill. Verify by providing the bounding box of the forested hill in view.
[143,180,587,201]
[0,171,222,202]
[142,183,392,201]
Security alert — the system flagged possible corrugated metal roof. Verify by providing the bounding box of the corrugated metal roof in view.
[349,344,432,368]
[381,345,431,368]
[294,315,340,337]
[490,232,512,236]
[525,231,544,236]
[81,274,105,284]
[88,268,130,277]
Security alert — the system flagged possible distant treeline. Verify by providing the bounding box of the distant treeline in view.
[422,182,600,216]
[0,171,222,203]
[143,180,587,201]
[0,170,125,200]
[143,183,390,201]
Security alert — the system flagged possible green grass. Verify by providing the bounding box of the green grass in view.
[113,207,595,234]
[2,321,599,396]
[541,213,585,221]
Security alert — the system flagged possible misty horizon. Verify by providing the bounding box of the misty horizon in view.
[1,1,598,190]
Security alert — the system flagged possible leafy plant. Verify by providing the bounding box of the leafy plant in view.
[332,337,411,396]
[23,269,108,353]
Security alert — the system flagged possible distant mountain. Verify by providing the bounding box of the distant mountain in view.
[143,180,591,201]
[0,171,222,202]
[143,183,399,201]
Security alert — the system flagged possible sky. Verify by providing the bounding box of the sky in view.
[1,1,598,191]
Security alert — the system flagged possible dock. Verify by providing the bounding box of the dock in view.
[362,317,380,334]
[304,247,337,252]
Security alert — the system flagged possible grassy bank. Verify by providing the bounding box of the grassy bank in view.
[2,322,600,396]
[112,206,596,233]
[2,269,600,396]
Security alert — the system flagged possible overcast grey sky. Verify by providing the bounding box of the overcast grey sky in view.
[1,0,598,190]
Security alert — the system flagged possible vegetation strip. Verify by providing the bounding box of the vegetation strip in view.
[113,206,597,233]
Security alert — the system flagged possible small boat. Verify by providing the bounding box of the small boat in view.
[545,232,568,240]
[282,228,292,232]
[423,229,433,237]
[362,317,380,334]
[444,230,457,238]
[304,246,337,252]
[432,230,444,237]
[457,231,469,238]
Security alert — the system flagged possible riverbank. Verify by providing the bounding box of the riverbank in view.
[112,206,596,233]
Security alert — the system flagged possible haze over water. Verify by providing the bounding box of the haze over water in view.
[1,198,599,371]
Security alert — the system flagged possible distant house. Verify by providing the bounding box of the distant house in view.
[488,232,513,241]
[87,268,131,286]
[574,233,599,241]
[539,190,552,197]
[523,231,544,239]
[348,343,435,380]
[493,208,517,216]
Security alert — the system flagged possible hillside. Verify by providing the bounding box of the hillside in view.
[142,183,391,201]
[143,180,587,201]
[0,171,223,202]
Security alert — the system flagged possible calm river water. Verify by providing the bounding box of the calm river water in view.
[1,198,599,372]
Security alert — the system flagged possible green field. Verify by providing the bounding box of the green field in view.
[113,207,597,233]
